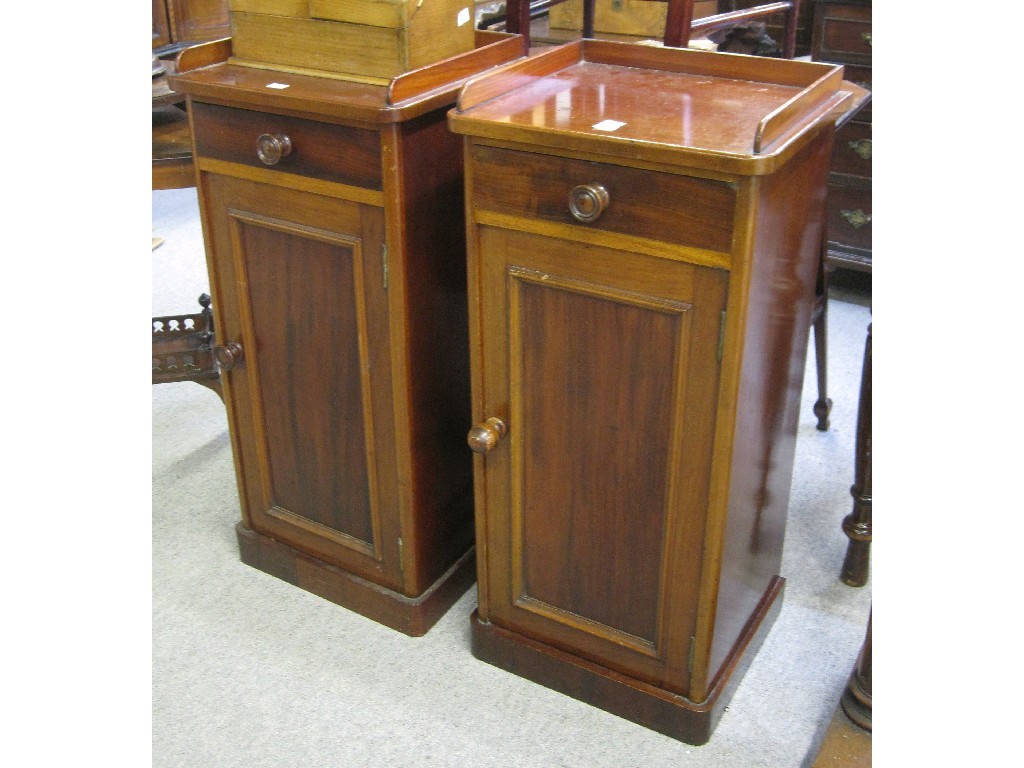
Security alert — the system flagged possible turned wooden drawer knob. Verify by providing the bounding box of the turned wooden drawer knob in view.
[467,417,507,454]
[568,183,610,223]
[213,341,244,371]
[256,133,293,166]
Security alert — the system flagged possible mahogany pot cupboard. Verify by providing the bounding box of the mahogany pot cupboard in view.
[449,40,868,744]
[169,32,523,636]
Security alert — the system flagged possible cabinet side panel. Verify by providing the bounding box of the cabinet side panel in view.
[240,222,375,545]
[393,111,475,593]
[709,131,833,682]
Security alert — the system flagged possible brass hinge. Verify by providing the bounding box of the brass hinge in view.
[716,310,727,362]
[688,636,696,675]
[381,243,389,290]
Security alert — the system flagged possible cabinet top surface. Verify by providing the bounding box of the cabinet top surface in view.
[460,61,799,156]
[169,32,523,124]
[450,41,864,175]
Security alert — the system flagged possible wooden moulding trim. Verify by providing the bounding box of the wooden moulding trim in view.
[688,178,760,699]
[754,66,845,153]
[455,41,583,113]
[377,123,419,593]
[386,33,523,106]
[228,57,392,87]
[473,210,733,271]
[468,578,783,745]
[195,158,386,206]
[236,523,477,637]
[467,137,744,185]
[581,39,836,88]
[462,143,492,621]
[175,37,232,73]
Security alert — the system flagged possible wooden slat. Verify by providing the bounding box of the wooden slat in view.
[456,41,582,112]
[175,36,232,72]
[387,33,522,105]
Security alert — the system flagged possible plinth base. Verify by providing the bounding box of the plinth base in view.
[470,576,785,745]
[236,523,476,637]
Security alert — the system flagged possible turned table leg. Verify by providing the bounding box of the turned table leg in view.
[840,323,871,586]
[811,244,832,431]
[841,610,872,731]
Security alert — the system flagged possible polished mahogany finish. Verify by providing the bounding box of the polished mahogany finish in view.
[169,33,523,636]
[840,322,871,586]
[451,39,868,742]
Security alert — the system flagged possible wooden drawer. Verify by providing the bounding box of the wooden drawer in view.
[191,102,383,190]
[826,182,871,252]
[470,144,736,254]
[830,119,871,179]
[812,2,872,64]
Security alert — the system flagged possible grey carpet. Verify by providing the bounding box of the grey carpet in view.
[153,186,872,767]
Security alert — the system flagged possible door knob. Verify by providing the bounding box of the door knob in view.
[467,417,507,454]
[213,341,244,371]
[256,133,293,165]
[568,183,610,223]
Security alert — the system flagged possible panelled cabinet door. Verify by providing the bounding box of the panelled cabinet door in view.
[475,226,728,695]
[203,173,402,590]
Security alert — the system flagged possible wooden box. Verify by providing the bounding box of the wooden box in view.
[228,0,477,82]
[548,0,718,38]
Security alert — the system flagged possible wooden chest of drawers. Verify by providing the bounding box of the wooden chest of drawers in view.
[812,0,872,271]
[449,40,868,743]
[170,33,522,636]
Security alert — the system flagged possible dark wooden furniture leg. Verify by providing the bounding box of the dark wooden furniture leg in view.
[841,609,871,730]
[840,322,871,586]
[811,242,832,431]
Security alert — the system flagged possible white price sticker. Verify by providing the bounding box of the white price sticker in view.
[458,7,471,26]
[592,119,626,132]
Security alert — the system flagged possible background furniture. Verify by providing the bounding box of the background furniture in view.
[451,40,867,743]
[503,0,801,55]
[811,0,871,272]
[153,0,230,53]
[169,34,522,636]
[840,322,871,585]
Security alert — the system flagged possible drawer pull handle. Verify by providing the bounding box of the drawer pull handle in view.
[568,183,610,223]
[847,138,872,160]
[467,417,507,454]
[213,341,244,371]
[256,133,293,166]
[840,209,871,229]
[861,32,872,46]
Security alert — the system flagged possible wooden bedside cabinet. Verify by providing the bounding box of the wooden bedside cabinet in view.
[449,40,868,743]
[812,0,872,271]
[169,33,522,636]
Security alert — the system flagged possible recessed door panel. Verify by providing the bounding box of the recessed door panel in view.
[514,269,683,647]
[235,214,377,552]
